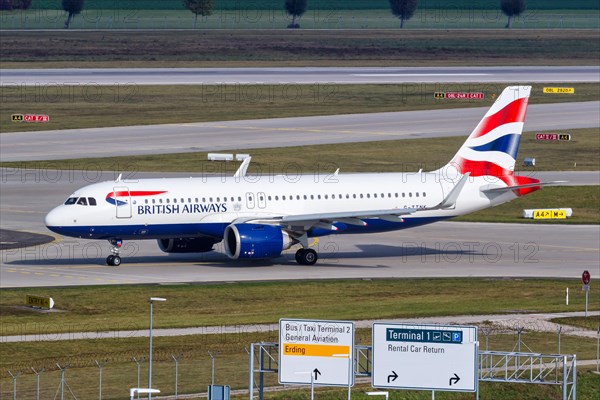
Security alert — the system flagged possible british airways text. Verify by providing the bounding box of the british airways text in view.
[137,203,227,215]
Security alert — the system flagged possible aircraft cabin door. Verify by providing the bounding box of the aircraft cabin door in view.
[245,192,255,209]
[257,192,266,209]
[113,186,132,218]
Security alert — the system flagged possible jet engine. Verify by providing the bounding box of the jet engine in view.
[157,237,218,253]
[224,224,293,259]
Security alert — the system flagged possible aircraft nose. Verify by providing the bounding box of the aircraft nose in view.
[45,206,68,230]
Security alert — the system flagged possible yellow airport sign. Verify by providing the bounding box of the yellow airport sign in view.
[533,209,567,219]
[26,295,54,309]
[543,87,575,94]
[282,343,350,358]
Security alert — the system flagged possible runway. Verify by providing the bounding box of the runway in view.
[1,168,598,288]
[2,221,598,288]
[2,101,598,161]
[2,66,599,86]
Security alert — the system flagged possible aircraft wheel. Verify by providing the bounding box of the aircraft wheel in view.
[295,249,304,264]
[299,249,318,266]
[112,255,122,266]
[106,255,115,266]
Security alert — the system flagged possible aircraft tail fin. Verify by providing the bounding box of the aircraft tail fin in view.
[439,86,542,196]
[447,85,531,177]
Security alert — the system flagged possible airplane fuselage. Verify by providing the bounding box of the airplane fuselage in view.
[45,172,490,241]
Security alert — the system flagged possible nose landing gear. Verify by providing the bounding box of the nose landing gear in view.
[107,239,123,266]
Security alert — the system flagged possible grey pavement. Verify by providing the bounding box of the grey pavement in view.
[2,101,598,161]
[2,66,599,86]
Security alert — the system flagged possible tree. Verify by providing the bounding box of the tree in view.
[15,0,31,8]
[183,0,213,29]
[501,0,526,29]
[0,0,32,10]
[285,0,307,29]
[389,0,418,28]
[62,0,84,29]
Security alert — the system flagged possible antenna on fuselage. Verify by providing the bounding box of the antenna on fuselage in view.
[115,174,122,182]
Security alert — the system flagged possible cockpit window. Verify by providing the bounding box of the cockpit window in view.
[88,197,97,206]
[77,197,88,206]
[64,197,78,205]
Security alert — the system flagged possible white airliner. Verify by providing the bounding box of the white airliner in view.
[45,86,553,266]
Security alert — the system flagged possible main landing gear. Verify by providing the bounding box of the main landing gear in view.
[106,239,123,266]
[295,248,318,265]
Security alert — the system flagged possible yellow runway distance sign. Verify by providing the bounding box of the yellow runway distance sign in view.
[533,209,567,219]
[543,87,575,94]
[26,295,54,309]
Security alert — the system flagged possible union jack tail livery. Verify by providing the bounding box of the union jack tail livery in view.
[443,85,541,196]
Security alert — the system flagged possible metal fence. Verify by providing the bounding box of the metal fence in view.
[2,323,598,399]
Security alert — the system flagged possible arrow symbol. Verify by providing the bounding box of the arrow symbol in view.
[387,370,398,383]
[313,368,321,381]
[449,373,460,386]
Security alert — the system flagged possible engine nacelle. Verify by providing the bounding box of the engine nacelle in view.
[224,224,293,259]
[157,237,217,253]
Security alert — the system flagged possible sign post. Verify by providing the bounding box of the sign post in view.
[582,270,591,317]
[372,323,478,394]
[279,319,355,388]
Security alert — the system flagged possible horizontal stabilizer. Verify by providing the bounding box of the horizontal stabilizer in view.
[481,181,567,194]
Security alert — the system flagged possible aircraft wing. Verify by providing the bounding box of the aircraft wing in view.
[240,174,472,232]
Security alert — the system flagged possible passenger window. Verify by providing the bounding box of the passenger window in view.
[145,199,148,204]
[168,199,172,203]
[311,195,314,200]
[297,195,300,200]
[282,195,286,200]
[373,194,377,198]
[409,193,412,197]
[77,197,87,206]
[395,193,398,198]
[152,199,156,204]
[367,194,371,198]
[317,195,321,200]
[325,195,328,199]
[64,197,77,205]
[88,197,97,206]
[416,192,419,197]
[275,196,279,201]
[423,192,427,197]
[268,196,272,201]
